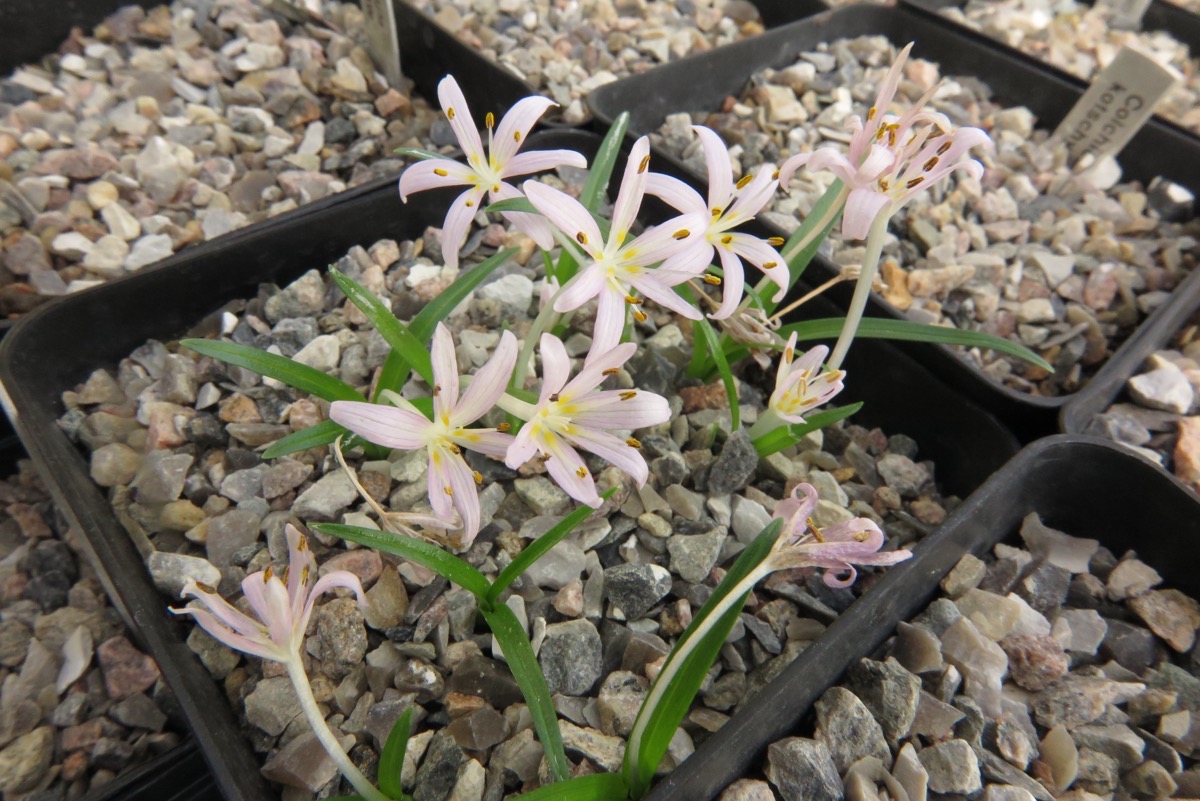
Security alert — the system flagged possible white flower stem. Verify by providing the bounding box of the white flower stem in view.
[626,560,774,781]
[285,655,390,801]
[746,407,783,441]
[511,283,566,393]
[496,392,537,420]
[827,210,891,372]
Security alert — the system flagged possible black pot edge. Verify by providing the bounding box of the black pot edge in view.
[0,127,1018,801]
[646,432,1200,801]
[83,738,216,801]
[584,2,1200,442]
[899,0,1200,147]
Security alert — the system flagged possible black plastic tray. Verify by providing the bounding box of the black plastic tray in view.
[1061,257,1200,431]
[902,0,1200,144]
[0,127,1015,800]
[648,433,1200,801]
[586,3,1200,442]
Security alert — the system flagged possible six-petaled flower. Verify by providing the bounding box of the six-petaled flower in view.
[768,333,846,425]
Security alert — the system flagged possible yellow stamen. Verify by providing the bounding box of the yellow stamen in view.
[923,156,939,172]
[878,178,890,191]
[638,155,650,173]
[625,295,643,305]
[497,422,511,432]
[711,207,722,216]
[720,234,733,245]
[620,391,637,400]
[449,443,461,454]
[263,566,274,582]
[633,308,647,322]
[434,167,448,177]
[576,232,588,245]
[806,516,824,542]
[626,437,641,448]
[301,565,310,585]
[473,471,484,485]
[447,107,455,120]
[575,466,588,478]
[466,200,474,207]
[937,140,952,156]
[297,535,308,551]
[549,393,560,403]
[867,106,877,121]
[763,261,778,269]
[485,112,494,128]
[772,169,780,180]
[514,131,521,142]
[906,177,924,189]
[603,367,620,375]
[767,237,784,247]
[702,274,721,285]
[444,486,454,496]
[736,174,753,190]
[493,184,500,192]
[854,530,871,542]
[673,229,690,240]
[196,582,217,594]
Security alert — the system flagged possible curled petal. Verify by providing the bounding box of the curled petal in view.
[778,152,811,188]
[284,524,316,621]
[491,181,556,250]
[505,148,589,177]
[492,95,557,166]
[437,76,486,167]
[523,180,604,260]
[330,401,430,450]
[841,187,894,241]
[455,330,518,424]
[619,212,708,267]
[431,322,460,422]
[179,580,265,641]
[774,482,819,543]
[441,187,487,271]
[564,426,649,486]
[542,437,602,507]
[610,137,651,246]
[693,125,735,210]
[644,172,707,215]
[240,572,293,649]
[299,570,368,642]
[398,158,475,201]
[171,605,281,662]
[726,234,789,303]
[538,333,573,400]
[554,264,608,314]
[711,245,745,321]
[588,288,627,355]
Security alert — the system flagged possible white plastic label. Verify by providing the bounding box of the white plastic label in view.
[1053,46,1180,165]
[362,0,403,90]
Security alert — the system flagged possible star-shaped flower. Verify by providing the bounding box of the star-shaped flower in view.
[768,333,845,425]
[398,75,588,269]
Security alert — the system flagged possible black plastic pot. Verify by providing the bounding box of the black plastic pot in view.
[86,739,216,801]
[586,3,1200,442]
[1061,257,1200,433]
[647,433,1200,801]
[0,0,157,75]
[0,128,1013,800]
[901,0,1200,143]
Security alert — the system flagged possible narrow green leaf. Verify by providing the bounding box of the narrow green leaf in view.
[378,707,414,800]
[480,603,571,783]
[183,339,364,402]
[312,523,492,600]
[752,403,863,457]
[511,773,628,801]
[330,270,434,385]
[261,419,347,459]
[394,147,444,160]
[627,520,783,796]
[488,488,616,604]
[771,179,844,309]
[693,316,740,431]
[582,112,629,213]
[485,197,538,215]
[374,247,517,398]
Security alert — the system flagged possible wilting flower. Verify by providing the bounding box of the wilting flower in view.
[330,324,517,543]
[398,75,588,269]
[172,524,366,662]
[646,126,791,319]
[499,334,670,506]
[768,334,845,425]
[523,136,708,354]
[779,42,992,240]
[768,483,912,587]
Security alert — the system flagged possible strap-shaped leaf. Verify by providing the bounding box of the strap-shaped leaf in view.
[262,419,347,460]
[182,339,364,402]
[393,147,444,160]
[625,520,782,797]
[311,523,491,600]
[486,197,538,215]
[581,112,629,213]
[752,402,863,457]
[480,603,571,783]
[487,488,615,604]
[683,286,740,431]
[511,773,628,801]
[378,706,414,800]
[330,269,434,385]
[374,247,518,399]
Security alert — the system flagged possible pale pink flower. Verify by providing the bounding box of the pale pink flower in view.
[769,483,912,587]
[329,324,517,543]
[768,333,845,425]
[778,43,992,240]
[523,136,709,354]
[500,334,670,506]
[398,75,587,269]
[645,125,791,319]
[172,524,366,662]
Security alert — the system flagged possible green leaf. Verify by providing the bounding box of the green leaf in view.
[692,315,740,431]
[626,521,783,797]
[378,707,414,800]
[330,270,434,386]
[488,488,616,604]
[394,147,444,160]
[182,339,364,402]
[511,773,628,801]
[312,523,492,600]
[374,247,517,399]
[485,197,539,215]
[772,179,844,309]
[752,403,863,457]
[480,603,571,783]
[582,112,629,213]
[261,419,347,459]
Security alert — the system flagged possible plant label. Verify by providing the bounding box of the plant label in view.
[1097,0,1153,28]
[362,0,403,90]
[1053,46,1179,165]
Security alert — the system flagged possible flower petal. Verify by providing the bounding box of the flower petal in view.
[491,181,556,250]
[538,333,573,400]
[570,390,671,430]
[589,287,628,355]
[724,164,778,225]
[564,426,649,486]
[643,172,707,215]
[542,437,602,507]
[431,322,460,422]
[505,424,541,470]
[285,524,316,622]
[694,125,735,210]
[171,605,281,662]
[441,187,487,270]
[330,401,431,450]
[180,580,265,640]
[505,148,589,177]
[491,95,557,165]
[523,180,604,259]
[553,263,607,313]
[841,186,894,241]
[610,137,651,247]
[727,233,789,302]
[628,271,704,320]
[566,342,636,396]
[710,245,745,320]
[299,570,367,643]
[241,572,293,649]
[428,448,456,522]
[437,75,485,167]
[398,158,476,201]
[454,429,514,458]
[620,212,708,268]
[455,330,518,424]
